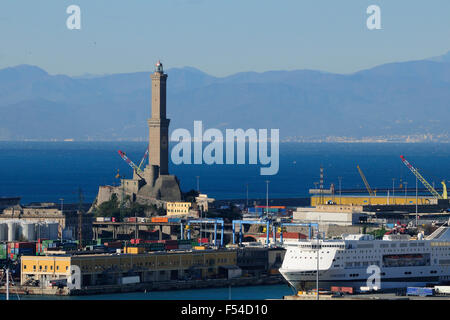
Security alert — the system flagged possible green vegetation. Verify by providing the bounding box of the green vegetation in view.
[93,194,157,220]
[183,189,199,203]
[368,227,387,239]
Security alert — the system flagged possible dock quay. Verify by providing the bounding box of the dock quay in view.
[283,292,450,300]
[0,274,284,296]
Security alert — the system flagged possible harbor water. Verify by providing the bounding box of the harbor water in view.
[0,284,294,300]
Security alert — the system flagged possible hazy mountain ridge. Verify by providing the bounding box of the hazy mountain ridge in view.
[0,52,449,140]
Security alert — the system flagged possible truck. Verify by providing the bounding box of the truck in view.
[406,287,434,297]
[434,286,450,295]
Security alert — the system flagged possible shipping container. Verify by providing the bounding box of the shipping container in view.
[126,246,145,254]
[331,286,354,294]
[151,217,168,223]
[165,243,178,250]
[407,287,434,296]
[104,241,122,248]
[96,217,105,222]
[194,246,206,250]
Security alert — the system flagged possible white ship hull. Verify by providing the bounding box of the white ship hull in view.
[279,232,450,292]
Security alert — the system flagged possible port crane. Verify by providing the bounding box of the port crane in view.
[117,148,148,178]
[357,165,375,196]
[400,155,447,199]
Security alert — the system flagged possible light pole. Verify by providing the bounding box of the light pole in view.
[59,198,64,213]
[265,180,270,218]
[404,182,408,204]
[196,176,200,193]
[392,178,395,204]
[416,175,418,227]
[246,183,249,209]
[338,177,342,205]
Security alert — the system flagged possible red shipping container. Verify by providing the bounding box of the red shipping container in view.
[105,242,122,248]
[198,238,209,244]
[331,286,353,294]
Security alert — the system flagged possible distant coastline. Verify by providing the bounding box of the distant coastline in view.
[1,136,449,143]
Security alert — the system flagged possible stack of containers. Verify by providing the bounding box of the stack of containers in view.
[62,242,77,251]
[164,240,178,250]
[0,244,7,260]
[16,242,35,256]
[148,242,165,252]
[42,239,61,251]
[151,217,168,223]
[197,238,209,245]
[8,242,35,258]
[177,239,192,250]
[126,246,144,254]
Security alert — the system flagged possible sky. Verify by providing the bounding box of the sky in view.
[0,0,449,77]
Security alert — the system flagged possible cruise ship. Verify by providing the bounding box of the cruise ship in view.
[279,223,450,291]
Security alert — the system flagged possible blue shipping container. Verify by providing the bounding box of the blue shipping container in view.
[407,287,434,296]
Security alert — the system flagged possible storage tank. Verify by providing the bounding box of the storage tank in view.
[48,223,59,240]
[21,222,36,241]
[7,222,17,242]
[36,224,49,240]
[0,223,7,241]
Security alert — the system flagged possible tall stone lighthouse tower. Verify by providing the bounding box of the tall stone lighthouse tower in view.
[138,61,182,202]
[148,61,170,175]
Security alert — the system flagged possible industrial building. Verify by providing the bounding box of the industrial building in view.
[21,249,238,288]
[310,195,436,206]
[1,202,92,241]
[293,204,367,226]
[167,202,192,216]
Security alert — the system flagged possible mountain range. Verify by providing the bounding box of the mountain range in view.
[0,52,449,141]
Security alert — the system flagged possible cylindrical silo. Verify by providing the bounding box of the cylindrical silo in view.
[21,222,36,241]
[48,223,59,240]
[0,223,7,241]
[36,223,49,240]
[7,222,17,242]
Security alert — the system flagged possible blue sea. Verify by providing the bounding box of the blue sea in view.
[0,141,449,204]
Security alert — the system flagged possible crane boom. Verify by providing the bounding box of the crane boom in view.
[400,155,442,199]
[138,148,149,171]
[357,165,375,196]
[118,150,144,178]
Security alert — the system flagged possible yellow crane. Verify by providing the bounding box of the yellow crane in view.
[357,165,375,196]
[442,181,448,200]
[400,155,447,200]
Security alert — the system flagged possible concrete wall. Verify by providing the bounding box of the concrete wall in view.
[293,209,363,226]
